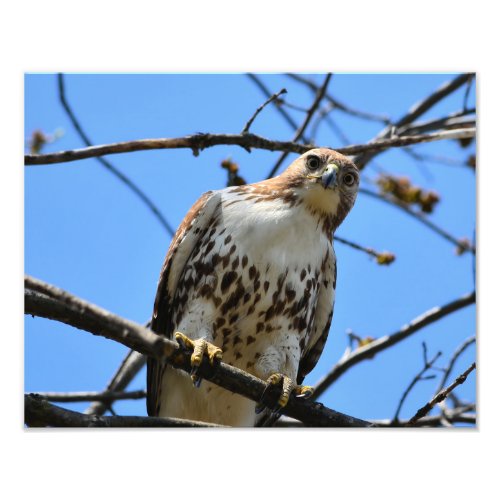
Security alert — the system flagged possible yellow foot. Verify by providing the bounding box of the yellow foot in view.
[174,332,222,387]
[256,373,314,414]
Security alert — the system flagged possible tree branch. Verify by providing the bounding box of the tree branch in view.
[30,390,146,403]
[56,73,175,237]
[267,73,332,178]
[84,349,146,415]
[286,73,392,125]
[392,343,441,423]
[24,275,372,427]
[25,394,223,427]
[359,187,475,255]
[276,406,476,427]
[435,336,476,395]
[406,362,476,426]
[246,74,302,133]
[241,88,288,134]
[313,291,476,399]
[334,235,395,265]
[353,73,474,168]
[25,127,475,167]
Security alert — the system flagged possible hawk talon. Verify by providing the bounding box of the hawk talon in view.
[261,373,314,411]
[192,374,202,388]
[174,332,223,388]
[295,386,314,399]
[255,403,266,415]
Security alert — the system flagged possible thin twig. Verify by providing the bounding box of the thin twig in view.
[313,291,476,399]
[435,336,476,395]
[286,73,392,125]
[334,235,395,265]
[353,73,474,168]
[402,148,474,169]
[242,88,288,134]
[359,187,475,254]
[84,349,146,415]
[373,407,476,427]
[406,362,476,426]
[310,103,352,145]
[463,75,475,112]
[246,74,301,133]
[24,275,372,428]
[392,343,442,423]
[56,74,175,237]
[397,111,475,136]
[267,73,332,178]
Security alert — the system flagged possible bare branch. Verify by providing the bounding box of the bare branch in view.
[267,73,332,178]
[25,394,223,427]
[276,406,476,427]
[84,349,146,416]
[374,406,476,427]
[286,73,392,125]
[29,390,146,403]
[353,73,474,168]
[246,74,302,133]
[463,74,475,111]
[406,362,476,426]
[241,88,288,134]
[334,235,395,265]
[56,74,175,237]
[402,148,475,170]
[24,275,372,427]
[25,127,476,167]
[313,291,476,399]
[392,343,442,423]
[435,336,476,395]
[397,111,475,137]
[359,187,475,255]
[310,104,352,145]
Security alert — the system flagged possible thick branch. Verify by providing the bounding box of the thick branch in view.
[25,394,222,427]
[313,291,476,399]
[277,407,476,427]
[25,128,475,167]
[31,390,146,403]
[25,275,371,427]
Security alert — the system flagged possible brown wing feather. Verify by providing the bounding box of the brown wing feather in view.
[147,190,217,416]
[297,249,337,385]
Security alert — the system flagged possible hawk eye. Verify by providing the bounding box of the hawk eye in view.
[306,155,321,171]
[342,172,357,186]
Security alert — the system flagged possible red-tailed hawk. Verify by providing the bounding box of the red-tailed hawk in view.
[147,148,359,426]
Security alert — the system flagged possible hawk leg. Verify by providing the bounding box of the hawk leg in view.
[174,332,222,387]
[257,373,314,414]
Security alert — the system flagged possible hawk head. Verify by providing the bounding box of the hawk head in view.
[280,148,360,234]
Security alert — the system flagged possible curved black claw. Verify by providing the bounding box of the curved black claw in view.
[255,403,266,415]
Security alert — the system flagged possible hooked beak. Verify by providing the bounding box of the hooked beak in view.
[321,163,339,189]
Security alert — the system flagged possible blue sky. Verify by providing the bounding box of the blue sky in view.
[24,73,476,423]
